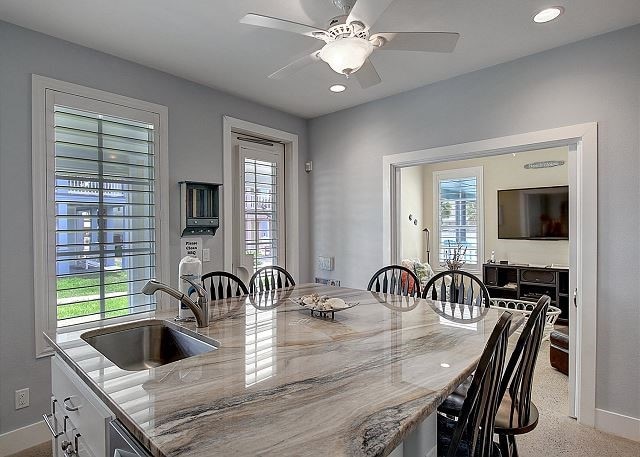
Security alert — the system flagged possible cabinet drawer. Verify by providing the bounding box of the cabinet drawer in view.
[51,356,113,457]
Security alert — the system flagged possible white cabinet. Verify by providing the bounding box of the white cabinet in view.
[49,356,114,456]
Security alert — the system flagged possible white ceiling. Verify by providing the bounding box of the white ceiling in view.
[1,0,639,118]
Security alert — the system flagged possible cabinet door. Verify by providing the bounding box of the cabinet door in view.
[51,356,114,456]
[484,266,498,285]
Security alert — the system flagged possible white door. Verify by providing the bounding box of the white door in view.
[234,138,286,281]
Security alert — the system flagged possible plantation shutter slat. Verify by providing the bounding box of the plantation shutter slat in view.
[54,105,157,327]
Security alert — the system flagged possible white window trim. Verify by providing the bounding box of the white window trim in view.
[432,166,484,274]
[32,75,170,357]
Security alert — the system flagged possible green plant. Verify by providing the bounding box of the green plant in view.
[440,201,452,219]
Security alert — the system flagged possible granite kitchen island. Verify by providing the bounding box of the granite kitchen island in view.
[45,284,521,457]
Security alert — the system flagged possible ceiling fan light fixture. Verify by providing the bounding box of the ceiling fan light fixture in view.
[319,37,374,76]
[533,6,564,23]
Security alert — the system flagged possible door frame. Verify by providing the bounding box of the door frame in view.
[222,116,300,279]
[382,123,597,427]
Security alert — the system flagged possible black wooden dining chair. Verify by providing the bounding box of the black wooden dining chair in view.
[366,265,421,297]
[422,270,490,307]
[494,295,550,457]
[438,295,550,457]
[201,271,248,300]
[438,311,512,457]
[249,266,295,293]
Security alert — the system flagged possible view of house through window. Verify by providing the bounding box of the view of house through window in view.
[54,105,157,326]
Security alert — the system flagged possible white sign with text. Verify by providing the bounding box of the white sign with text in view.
[181,237,202,260]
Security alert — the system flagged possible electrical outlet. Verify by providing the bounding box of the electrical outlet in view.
[202,248,211,262]
[15,388,29,410]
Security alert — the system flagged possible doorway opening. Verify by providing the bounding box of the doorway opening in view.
[397,146,572,420]
[382,123,598,427]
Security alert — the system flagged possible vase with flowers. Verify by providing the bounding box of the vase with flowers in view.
[443,241,467,270]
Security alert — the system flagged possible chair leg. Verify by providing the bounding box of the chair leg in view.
[499,434,510,457]
[509,435,519,457]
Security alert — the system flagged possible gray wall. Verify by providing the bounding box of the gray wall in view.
[309,25,640,418]
[0,21,309,434]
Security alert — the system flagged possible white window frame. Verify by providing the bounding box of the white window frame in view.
[432,166,484,273]
[32,75,170,357]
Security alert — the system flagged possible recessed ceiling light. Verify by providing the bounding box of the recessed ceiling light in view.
[533,6,564,23]
[440,363,451,368]
[329,84,346,93]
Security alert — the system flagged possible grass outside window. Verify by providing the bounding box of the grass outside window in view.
[57,271,130,320]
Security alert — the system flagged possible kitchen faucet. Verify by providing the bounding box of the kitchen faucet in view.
[142,276,209,328]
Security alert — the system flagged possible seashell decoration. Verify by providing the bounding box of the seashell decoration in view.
[295,294,355,317]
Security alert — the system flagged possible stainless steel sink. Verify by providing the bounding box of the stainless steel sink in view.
[81,320,218,371]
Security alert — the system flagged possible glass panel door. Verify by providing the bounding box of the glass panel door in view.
[238,143,285,273]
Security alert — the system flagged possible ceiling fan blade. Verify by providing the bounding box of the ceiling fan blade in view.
[371,32,460,52]
[346,0,396,31]
[269,51,321,80]
[354,58,381,88]
[240,13,326,38]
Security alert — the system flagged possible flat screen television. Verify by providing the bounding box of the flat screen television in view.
[498,186,569,240]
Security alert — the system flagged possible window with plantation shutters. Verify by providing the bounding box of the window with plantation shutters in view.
[53,106,157,326]
[433,167,484,272]
[33,77,168,352]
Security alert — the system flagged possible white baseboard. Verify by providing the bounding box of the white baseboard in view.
[595,408,640,442]
[0,421,49,457]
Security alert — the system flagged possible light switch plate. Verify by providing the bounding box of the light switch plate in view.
[202,248,211,262]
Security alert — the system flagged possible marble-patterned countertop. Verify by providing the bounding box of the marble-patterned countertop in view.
[45,284,522,457]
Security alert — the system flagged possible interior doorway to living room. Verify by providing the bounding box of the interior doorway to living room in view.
[383,123,598,428]
[397,145,573,419]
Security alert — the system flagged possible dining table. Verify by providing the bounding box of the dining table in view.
[45,283,523,457]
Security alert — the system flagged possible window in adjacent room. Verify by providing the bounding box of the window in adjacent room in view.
[433,167,484,272]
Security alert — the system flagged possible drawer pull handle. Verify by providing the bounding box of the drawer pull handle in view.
[63,397,79,412]
[43,413,63,438]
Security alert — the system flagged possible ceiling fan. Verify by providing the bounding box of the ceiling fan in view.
[239,0,460,89]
